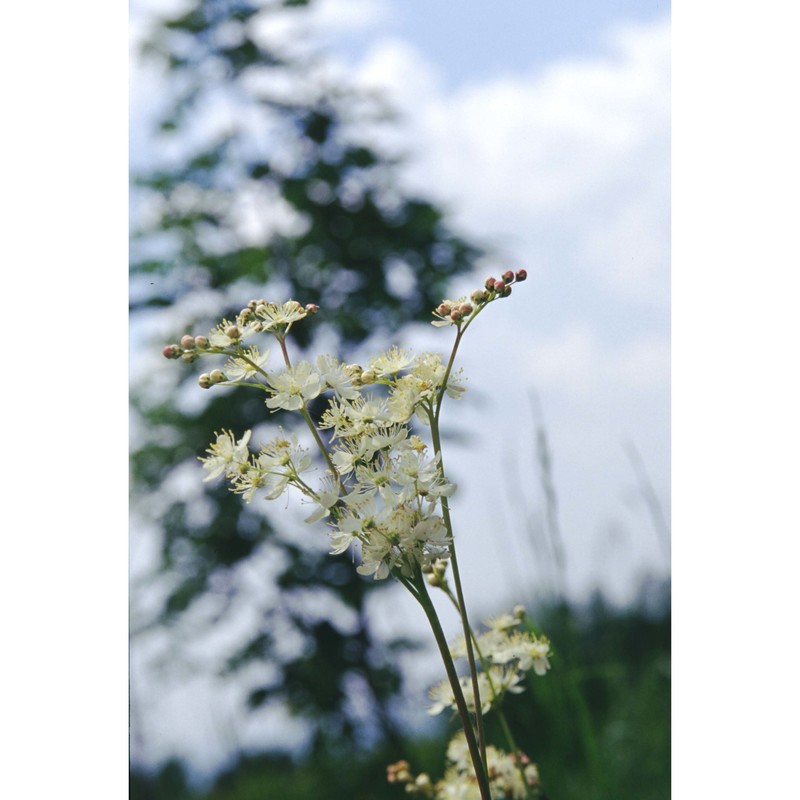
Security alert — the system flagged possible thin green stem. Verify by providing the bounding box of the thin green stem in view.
[429,407,487,766]
[410,572,493,800]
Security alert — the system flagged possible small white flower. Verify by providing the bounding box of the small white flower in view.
[224,346,270,381]
[200,430,252,482]
[266,361,323,411]
[370,345,414,378]
[316,354,360,399]
[254,300,307,331]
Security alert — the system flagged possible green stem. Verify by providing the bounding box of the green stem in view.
[429,407,487,766]
[408,572,493,800]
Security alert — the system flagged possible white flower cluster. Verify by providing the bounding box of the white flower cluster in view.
[182,306,468,582]
[388,731,540,800]
[428,612,552,717]
[437,732,540,800]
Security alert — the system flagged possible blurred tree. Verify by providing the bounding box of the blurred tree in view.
[130,0,481,765]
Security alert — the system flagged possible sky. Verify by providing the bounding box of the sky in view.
[127,0,671,775]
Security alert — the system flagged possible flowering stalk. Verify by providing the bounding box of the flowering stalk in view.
[162,272,552,800]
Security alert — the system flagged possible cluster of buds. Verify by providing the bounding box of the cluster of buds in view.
[484,268,527,298]
[386,761,434,797]
[432,269,528,328]
[198,369,228,389]
[434,299,474,325]
[162,333,212,363]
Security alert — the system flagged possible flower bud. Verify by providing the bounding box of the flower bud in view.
[449,309,461,322]
[209,369,226,384]
[494,280,505,293]
[225,325,241,340]
[436,302,450,317]
[471,289,488,304]
[515,268,527,282]
[305,303,319,314]
[180,334,195,350]
[238,308,253,322]
[387,761,412,784]
[162,344,181,359]
[502,270,514,284]
[247,299,258,311]
[180,352,197,363]
[194,335,209,350]
[485,276,496,291]
[250,321,263,332]
[501,285,512,297]
[360,369,376,384]
[459,302,473,315]
[198,373,213,389]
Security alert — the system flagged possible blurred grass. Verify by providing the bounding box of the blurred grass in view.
[131,578,670,800]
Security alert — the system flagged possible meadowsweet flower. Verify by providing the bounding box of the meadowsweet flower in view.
[252,299,308,332]
[199,430,252,482]
[265,361,323,411]
[208,319,253,348]
[229,431,313,501]
[316,354,360,400]
[370,345,414,378]
[330,437,373,475]
[224,346,270,382]
[434,732,540,800]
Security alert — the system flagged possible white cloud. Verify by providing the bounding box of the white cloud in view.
[352,17,670,307]
[519,326,669,397]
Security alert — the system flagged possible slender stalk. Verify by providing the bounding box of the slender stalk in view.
[429,406,487,765]
[408,572,493,800]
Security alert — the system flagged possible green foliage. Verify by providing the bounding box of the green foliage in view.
[131,0,481,757]
[130,584,670,799]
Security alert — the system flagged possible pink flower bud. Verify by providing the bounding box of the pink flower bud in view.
[180,334,195,349]
[163,345,180,359]
[515,269,528,282]
[436,302,451,316]
[459,302,473,315]
[305,303,320,314]
[502,270,514,283]
[450,309,461,322]
[502,285,512,297]
[194,335,209,349]
[494,280,506,293]
[485,276,496,291]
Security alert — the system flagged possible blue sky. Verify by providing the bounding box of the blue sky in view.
[331,0,669,88]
